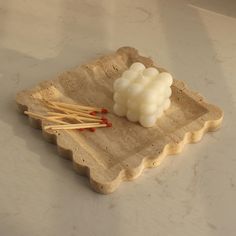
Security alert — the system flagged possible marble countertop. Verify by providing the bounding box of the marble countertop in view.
[0,0,236,235]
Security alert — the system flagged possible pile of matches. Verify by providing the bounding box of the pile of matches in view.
[24,100,112,132]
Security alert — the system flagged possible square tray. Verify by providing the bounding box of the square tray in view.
[16,47,223,194]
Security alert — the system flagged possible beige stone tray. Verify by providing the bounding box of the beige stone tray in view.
[16,47,223,194]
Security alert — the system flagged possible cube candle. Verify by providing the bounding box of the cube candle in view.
[113,62,173,127]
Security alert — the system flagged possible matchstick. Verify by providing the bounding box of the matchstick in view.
[49,102,93,114]
[44,123,109,130]
[51,101,108,113]
[47,112,105,123]
[24,111,68,124]
[45,103,101,120]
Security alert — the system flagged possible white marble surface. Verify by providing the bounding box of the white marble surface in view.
[0,0,236,235]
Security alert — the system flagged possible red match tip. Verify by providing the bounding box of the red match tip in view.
[100,120,107,124]
[78,128,85,131]
[101,116,108,121]
[101,108,108,114]
[89,111,97,116]
[89,128,96,132]
[106,123,112,127]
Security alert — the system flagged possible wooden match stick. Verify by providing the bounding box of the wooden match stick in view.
[44,123,109,130]
[45,103,101,120]
[49,102,92,114]
[45,122,100,129]
[47,111,69,116]
[51,101,108,113]
[50,102,84,123]
[47,112,84,123]
[24,111,68,124]
[47,112,103,123]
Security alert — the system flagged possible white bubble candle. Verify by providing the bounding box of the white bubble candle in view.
[113,62,173,127]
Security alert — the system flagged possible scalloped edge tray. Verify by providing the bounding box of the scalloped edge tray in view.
[16,47,223,194]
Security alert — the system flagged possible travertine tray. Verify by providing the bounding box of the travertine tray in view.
[16,47,223,194]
